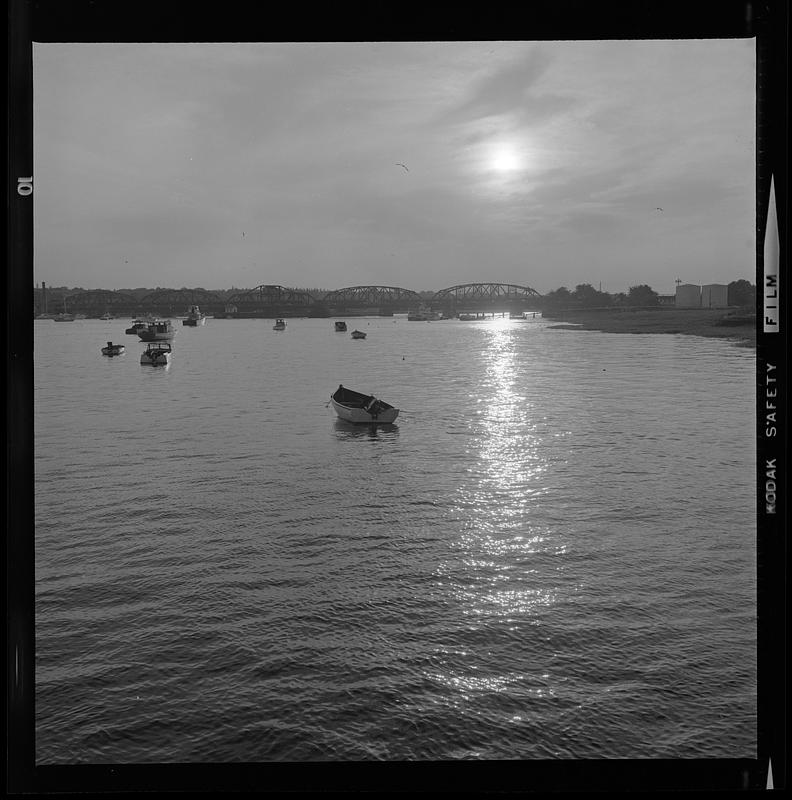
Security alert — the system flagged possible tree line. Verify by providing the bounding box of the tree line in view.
[540,280,755,310]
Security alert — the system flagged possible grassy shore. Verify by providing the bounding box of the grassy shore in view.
[543,308,756,346]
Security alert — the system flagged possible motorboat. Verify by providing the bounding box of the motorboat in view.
[334,321,348,332]
[101,341,125,356]
[182,305,207,326]
[273,319,286,330]
[330,385,399,424]
[138,319,176,341]
[100,311,113,320]
[126,319,151,335]
[350,329,366,339]
[458,313,478,321]
[140,341,171,365]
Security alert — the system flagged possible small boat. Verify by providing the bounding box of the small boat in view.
[408,304,441,321]
[458,313,478,321]
[140,341,171,365]
[330,384,399,424]
[100,311,113,321]
[334,321,348,332]
[53,298,74,321]
[138,319,176,341]
[350,329,366,339]
[273,318,286,330]
[101,341,125,356]
[182,305,207,326]
[126,319,151,335]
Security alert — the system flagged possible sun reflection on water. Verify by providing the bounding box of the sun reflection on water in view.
[429,323,565,702]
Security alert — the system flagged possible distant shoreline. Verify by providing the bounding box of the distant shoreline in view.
[543,308,756,347]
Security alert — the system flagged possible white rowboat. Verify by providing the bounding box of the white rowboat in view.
[330,384,399,424]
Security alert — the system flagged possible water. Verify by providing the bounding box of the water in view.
[34,316,756,762]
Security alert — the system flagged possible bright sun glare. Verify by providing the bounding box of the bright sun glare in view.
[489,144,523,173]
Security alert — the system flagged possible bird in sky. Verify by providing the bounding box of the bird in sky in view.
[396,163,409,172]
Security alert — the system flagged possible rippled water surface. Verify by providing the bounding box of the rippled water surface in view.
[34,316,756,762]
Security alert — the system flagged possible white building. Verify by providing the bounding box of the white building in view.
[701,284,729,308]
[675,284,701,308]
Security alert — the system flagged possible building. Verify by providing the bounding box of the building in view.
[701,283,729,308]
[675,283,701,308]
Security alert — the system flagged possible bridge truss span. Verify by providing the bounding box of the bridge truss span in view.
[431,282,542,311]
[226,285,318,307]
[322,285,423,310]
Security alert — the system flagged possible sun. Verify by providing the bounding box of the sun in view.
[489,143,523,173]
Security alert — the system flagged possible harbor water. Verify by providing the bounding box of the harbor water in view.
[34,316,756,762]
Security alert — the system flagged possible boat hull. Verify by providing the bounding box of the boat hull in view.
[140,354,170,365]
[330,398,399,423]
[182,317,206,326]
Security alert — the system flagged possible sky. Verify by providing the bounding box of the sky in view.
[33,39,756,295]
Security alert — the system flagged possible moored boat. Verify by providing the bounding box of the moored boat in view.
[182,305,207,326]
[125,318,151,335]
[408,304,441,321]
[53,298,74,321]
[334,321,348,332]
[350,329,366,339]
[273,318,286,330]
[101,341,125,356]
[140,341,171,365]
[138,319,176,341]
[330,385,399,424]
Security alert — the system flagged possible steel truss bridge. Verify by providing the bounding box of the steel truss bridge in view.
[430,283,542,314]
[38,282,544,318]
[322,285,423,314]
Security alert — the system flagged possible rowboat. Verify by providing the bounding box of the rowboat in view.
[330,384,399,424]
[101,341,125,356]
[350,329,366,339]
[140,341,171,365]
